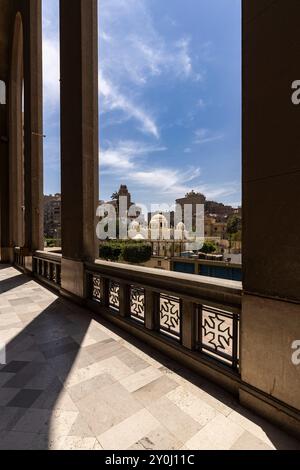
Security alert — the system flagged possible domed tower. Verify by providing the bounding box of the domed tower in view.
[149,213,169,240]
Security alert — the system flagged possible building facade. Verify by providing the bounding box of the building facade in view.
[44,194,61,240]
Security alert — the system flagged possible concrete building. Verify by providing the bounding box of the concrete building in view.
[176,191,236,227]
[0,0,300,449]
[44,194,61,239]
[204,215,227,239]
[106,184,142,222]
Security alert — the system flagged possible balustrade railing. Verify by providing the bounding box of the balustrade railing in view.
[32,251,61,290]
[86,260,242,372]
[13,250,241,371]
[14,248,25,269]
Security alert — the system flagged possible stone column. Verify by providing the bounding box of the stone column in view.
[9,12,25,251]
[60,0,99,298]
[241,0,300,437]
[0,96,10,262]
[22,0,44,255]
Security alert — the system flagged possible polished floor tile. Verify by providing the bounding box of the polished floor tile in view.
[0,266,299,450]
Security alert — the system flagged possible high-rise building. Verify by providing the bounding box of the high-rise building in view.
[44,194,61,239]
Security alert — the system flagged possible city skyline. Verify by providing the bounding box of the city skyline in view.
[42,0,241,208]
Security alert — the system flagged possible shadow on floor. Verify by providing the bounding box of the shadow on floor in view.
[0,266,299,450]
[0,273,33,295]
[0,269,91,449]
[84,310,300,450]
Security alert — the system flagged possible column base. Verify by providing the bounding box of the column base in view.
[241,293,300,438]
[61,258,85,299]
[0,247,14,263]
[239,386,300,440]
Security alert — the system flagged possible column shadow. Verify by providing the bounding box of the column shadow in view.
[0,268,299,449]
[0,273,91,449]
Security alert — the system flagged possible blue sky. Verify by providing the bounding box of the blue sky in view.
[42,0,241,208]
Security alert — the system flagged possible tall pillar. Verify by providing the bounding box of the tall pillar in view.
[0,94,10,262]
[241,0,300,436]
[22,0,44,254]
[9,12,25,251]
[60,0,99,298]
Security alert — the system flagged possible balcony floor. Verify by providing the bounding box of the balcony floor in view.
[0,265,299,450]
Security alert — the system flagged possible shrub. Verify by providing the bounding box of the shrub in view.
[200,241,217,254]
[99,241,152,264]
[99,242,122,262]
[122,243,152,264]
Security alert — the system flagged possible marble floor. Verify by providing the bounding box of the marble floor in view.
[0,265,299,450]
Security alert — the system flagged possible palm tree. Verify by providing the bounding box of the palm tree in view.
[111,191,119,201]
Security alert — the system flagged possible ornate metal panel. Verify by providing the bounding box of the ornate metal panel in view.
[159,294,181,340]
[197,305,239,369]
[92,275,102,303]
[109,281,120,311]
[130,286,145,322]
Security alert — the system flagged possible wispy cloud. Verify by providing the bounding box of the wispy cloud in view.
[194,128,224,145]
[100,140,166,170]
[129,167,239,205]
[130,167,201,195]
[197,99,206,108]
[99,74,159,138]
[100,0,201,85]
[42,0,60,111]
[100,138,239,205]
[99,0,203,137]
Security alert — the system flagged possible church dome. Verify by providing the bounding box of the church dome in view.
[132,233,145,241]
[176,222,185,231]
[130,220,140,230]
[150,214,168,229]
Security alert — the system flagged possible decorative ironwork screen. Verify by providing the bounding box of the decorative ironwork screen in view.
[196,305,239,370]
[130,286,145,323]
[159,294,181,341]
[91,275,102,303]
[109,281,120,311]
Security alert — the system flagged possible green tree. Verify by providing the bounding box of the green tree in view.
[227,215,242,252]
[201,241,217,254]
[122,243,152,264]
[99,242,123,261]
[111,191,119,201]
[99,241,152,264]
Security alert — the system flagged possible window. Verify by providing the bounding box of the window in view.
[0,80,6,105]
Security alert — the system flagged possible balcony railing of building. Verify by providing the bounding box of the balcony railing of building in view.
[86,261,241,373]
[13,250,242,396]
[14,248,62,290]
[13,248,241,386]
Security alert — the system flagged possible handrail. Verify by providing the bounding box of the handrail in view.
[85,259,242,371]
[86,259,242,313]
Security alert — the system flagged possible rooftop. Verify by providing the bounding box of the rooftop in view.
[0,265,299,450]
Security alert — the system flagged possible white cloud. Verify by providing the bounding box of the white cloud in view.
[100,0,201,86]
[99,74,159,138]
[197,99,206,108]
[100,140,166,170]
[100,138,240,205]
[194,128,224,145]
[43,37,60,109]
[128,167,201,197]
[129,167,238,202]
[99,0,204,137]
[42,0,60,110]
[42,0,203,139]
